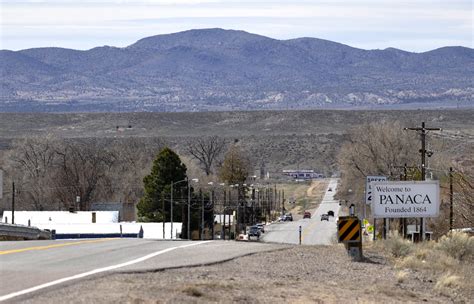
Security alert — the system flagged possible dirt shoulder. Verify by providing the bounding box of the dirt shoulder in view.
[21,243,463,304]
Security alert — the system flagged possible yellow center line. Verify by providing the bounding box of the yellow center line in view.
[301,221,318,242]
[0,238,116,255]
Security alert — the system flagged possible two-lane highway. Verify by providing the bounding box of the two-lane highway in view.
[262,178,340,245]
[0,239,286,302]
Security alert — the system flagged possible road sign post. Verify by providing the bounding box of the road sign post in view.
[0,169,3,199]
[299,225,302,245]
[338,216,363,261]
[366,176,387,240]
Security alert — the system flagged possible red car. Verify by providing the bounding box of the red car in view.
[303,211,311,219]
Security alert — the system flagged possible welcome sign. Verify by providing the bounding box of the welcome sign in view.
[371,181,440,218]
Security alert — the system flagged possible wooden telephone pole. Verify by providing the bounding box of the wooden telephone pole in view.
[404,122,441,241]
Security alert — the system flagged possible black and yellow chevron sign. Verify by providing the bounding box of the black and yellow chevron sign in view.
[338,217,361,242]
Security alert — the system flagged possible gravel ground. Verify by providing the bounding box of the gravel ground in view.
[18,243,465,304]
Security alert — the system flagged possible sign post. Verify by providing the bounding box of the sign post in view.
[366,176,387,238]
[0,169,3,199]
[299,225,302,245]
[338,216,362,261]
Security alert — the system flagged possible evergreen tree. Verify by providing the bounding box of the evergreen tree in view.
[137,147,187,222]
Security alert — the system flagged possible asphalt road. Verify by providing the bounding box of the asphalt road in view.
[0,239,286,302]
[262,178,340,245]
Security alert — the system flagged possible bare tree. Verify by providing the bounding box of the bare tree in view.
[187,136,227,176]
[106,137,166,204]
[53,139,116,211]
[8,136,59,210]
[337,121,419,210]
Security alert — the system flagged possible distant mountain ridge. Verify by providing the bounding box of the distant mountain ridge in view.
[1,28,472,112]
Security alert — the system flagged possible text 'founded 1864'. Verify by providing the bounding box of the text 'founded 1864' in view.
[371,181,440,218]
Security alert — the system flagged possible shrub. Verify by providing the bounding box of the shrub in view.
[396,270,409,283]
[435,231,474,261]
[383,233,414,258]
[434,273,461,291]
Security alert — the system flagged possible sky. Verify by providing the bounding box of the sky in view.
[0,0,472,52]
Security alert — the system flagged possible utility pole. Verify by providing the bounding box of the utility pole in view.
[405,121,441,241]
[449,167,454,230]
[392,163,417,237]
[12,181,15,225]
[210,188,214,239]
[201,189,204,240]
[187,178,191,240]
[162,192,165,239]
[223,188,227,240]
[170,182,173,239]
[282,189,285,213]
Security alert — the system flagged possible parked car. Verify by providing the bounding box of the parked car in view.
[327,210,334,217]
[303,211,311,219]
[248,226,261,240]
[321,214,329,221]
[256,223,265,233]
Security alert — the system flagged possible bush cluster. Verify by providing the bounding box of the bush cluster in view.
[435,231,474,261]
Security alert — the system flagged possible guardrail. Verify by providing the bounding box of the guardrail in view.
[0,223,52,240]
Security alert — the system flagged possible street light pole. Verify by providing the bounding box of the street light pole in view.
[186,178,199,240]
[200,189,204,240]
[187,178,191,240]
[170,179,188,240]
[170,182,173,239]
[207,182,215,240]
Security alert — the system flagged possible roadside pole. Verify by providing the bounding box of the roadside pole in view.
[201,189,204,240]
[162,193,165,239]
[299,225,302,245]
[449,167,454,230]
[12,181,15,225]
[210,188,214,239]
[405,122,441,241]
[223,189,227,240]
[373,218,376,241]
[187,179,191,240]
[170,182,173,239]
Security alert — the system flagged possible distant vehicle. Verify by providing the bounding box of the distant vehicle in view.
[256,223,265,233]
[327,210,334,217]
[328,187,332,191]
[284,213,293,221]
[248,226,261,240]
[321,214,329,221]
[303,211,311,219]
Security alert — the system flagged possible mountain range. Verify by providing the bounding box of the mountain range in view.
[1,28,473,112]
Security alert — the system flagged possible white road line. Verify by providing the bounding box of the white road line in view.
[0,241,211,302]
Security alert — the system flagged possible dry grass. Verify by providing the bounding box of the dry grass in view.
[435,230,474,261]
[435,274,461,290]
[279,180,329,216]
[396,270,409,283]
[377,231,474,301]
[182,286,203,297]
[381,233,413,258]
[434,273,462,297]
